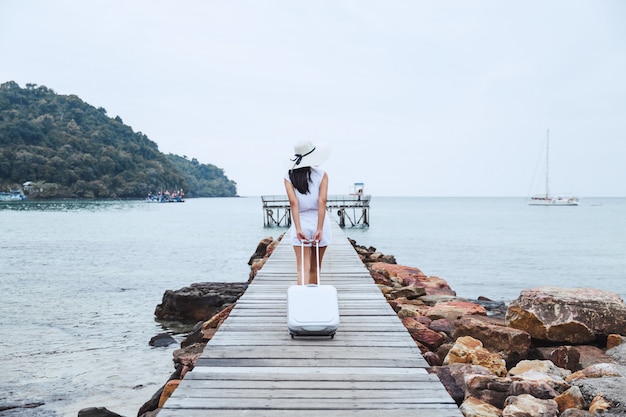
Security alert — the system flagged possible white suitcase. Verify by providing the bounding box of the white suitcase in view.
[287,240,340,338]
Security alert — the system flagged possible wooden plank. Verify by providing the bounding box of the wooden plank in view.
[159,222,462,416]
[174,387,454,403]
[161,408,462,417]
[186,366,431,378]
[165,397,456,410]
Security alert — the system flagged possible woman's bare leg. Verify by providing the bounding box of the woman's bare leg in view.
[309,246,326,284]
[294,245,311,285]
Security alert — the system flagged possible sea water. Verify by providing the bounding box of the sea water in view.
[0,197,624,416]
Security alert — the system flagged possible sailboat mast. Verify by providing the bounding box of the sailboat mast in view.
[545,129,550,198]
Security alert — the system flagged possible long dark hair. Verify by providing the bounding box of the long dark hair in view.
[289,167,312,194]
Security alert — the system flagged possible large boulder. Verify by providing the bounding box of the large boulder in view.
[368,262,456,296]
[401,317,446,351]
[453,316,532,367]
[430,363,493,404]
[426,301,487,322]
[502,394,559,417]
[460,396,503,417]
[505,286,626,344]
[444,335,508,376]
[154,282,247,321]
[464,373,514,409]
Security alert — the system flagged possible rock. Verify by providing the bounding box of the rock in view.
[149,333,177,347]
[247,236,275,265]
[574,345,614,369]
[502,394,559,417]
[368,262,456,296]
[464,373,513,409]
[401,317,446,350]
[443,335,508,376]
[139,410,161,417]
[607,341,626,364]
[395,303,427,318]
[426,300,487,322]
[419,294,461,306]
[173,343,205,369]
[138,364,184,416]
[348,239,396,265]
[560,409,593,417]
[201,303,236,339]
[509,370,569,396]
[566,363,622,382]
[508,360,571,380]
[549,346,580,372]
[430,363,492,405]
[588,393,613,413]
[180,321,206,348]
[534,345,581,373]
[248,236,281,280]
[387,284,426,300]
[607,334,625,350]
[429,318,455,338]
[249,258,268,278]
[572,375,626,416]
[453,316,532,367]
[423,351,442,366]
[505,286,626,344]
[0,402,45,412]
[154,282,247,321]
[77,407,124,417]
[554,386,587,414]
[508,377,560,400]
[436,342,454,364]
[473,297,508,318]
[388,297,425,310]
[158,379,181,408]
[459,396,502,417]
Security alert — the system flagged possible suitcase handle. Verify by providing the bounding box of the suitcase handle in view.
[300,239,320,286]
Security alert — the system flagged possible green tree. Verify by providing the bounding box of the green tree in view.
[0,81,237,198]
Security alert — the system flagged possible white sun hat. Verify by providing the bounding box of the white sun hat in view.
[285,140,331,170]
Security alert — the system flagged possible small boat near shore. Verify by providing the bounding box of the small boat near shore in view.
[0,190,26,201]
[146,190,185,203]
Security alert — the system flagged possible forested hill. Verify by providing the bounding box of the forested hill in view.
[0,81,237,198]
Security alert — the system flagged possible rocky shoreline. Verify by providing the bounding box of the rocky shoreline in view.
[81,234,626,417]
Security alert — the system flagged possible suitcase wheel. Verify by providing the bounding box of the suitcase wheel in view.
[290,333,295,339]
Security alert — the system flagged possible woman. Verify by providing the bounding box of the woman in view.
[284,140,332,285]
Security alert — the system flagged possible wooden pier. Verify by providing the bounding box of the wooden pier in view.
[159,222,461,416]
[262,195,370,228]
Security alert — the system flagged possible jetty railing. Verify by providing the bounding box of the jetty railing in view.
[261,194,370,228]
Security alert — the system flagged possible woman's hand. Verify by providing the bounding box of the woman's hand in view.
[296,229,308,242]
[313,230,323,242]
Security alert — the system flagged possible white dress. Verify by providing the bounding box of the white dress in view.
[285,167,332,247]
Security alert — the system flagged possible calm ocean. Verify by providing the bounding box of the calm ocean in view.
[1,197,624,416]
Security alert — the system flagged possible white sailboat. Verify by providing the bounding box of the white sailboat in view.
[528,130,579,206]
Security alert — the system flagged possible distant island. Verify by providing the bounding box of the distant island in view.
[0,81,237,199]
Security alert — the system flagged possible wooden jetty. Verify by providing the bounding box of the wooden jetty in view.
[160,223,462,416]
[262,195,370,228]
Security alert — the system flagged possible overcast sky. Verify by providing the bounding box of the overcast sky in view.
[1,1,624,197]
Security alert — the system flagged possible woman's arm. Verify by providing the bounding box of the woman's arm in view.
[313,172,328,242]
[285,178,306,241]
